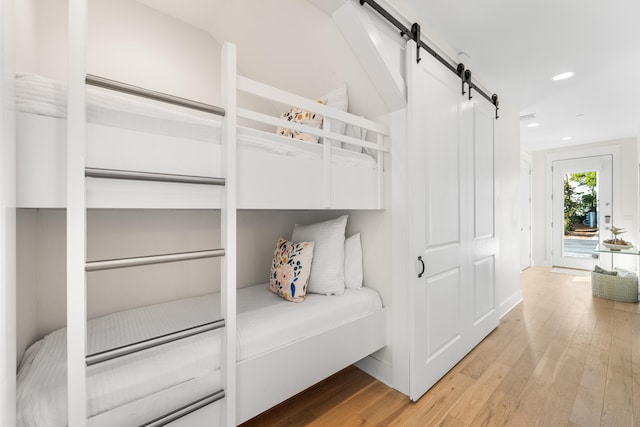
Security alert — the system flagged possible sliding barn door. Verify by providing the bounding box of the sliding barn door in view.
[466,99,499,346]
[406,40,498,401]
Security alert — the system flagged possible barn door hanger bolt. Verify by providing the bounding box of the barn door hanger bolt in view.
[492,94,499,119]
[401,22,422,63]
[464,70,472,100]
[457,63,466,95]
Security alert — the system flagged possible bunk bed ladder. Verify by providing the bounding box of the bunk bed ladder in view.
[66,1,237,424]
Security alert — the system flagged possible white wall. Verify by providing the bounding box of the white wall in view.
[520,149,533,270]
[14,0,37,73]
[495,102,523,316]
[16,211,36,362]
[16,0,388,120]
[1,0,16,424]
[139,0,390,120]
[18,0,221,105]
[531,137,639,268]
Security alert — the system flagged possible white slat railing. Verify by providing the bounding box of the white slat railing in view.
[236,75,389,209]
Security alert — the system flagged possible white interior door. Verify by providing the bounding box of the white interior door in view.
[552,156,612,270]
[406,40,498,401]
[467,99,499,347]
[520,159,532,270]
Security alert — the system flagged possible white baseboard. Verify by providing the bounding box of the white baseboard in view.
[498,291,523,319]
[354,354,393,388]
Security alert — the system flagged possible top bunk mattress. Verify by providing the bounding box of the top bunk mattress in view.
[16,284,383,427]
[15,73,376,168]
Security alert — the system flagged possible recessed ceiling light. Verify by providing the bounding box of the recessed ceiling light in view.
[562,136,573,141]
[552,72,575,81]
[527,122,540,127]
[576,113,585,117]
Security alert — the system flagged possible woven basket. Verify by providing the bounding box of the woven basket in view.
[591,271,639,303]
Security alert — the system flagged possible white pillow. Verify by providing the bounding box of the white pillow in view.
[343,122,368,153]
[291,215,348,295]
[344,233,363,289]
[319,84,348,147]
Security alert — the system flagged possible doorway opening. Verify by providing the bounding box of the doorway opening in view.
[562,171,599,258]
[552,155,612,270]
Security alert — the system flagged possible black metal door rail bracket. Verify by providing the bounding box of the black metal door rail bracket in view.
[359,0,500,119]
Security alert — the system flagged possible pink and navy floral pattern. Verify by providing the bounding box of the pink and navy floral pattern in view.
[276,100,324,144]
[269,238,314,303]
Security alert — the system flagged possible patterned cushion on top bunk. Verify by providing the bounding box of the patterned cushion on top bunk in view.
[277,100,324,143]
[291,215,348,296]
[269,238,315,303]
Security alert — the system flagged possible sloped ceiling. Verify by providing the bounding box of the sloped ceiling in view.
[135,0,388,119]
[137,0,640,151]
[389,0,640,150]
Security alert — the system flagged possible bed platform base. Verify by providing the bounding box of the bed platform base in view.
[80,308,385,427]
[236,307,387,424]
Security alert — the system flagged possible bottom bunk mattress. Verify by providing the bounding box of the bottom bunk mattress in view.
[16,284,383,427]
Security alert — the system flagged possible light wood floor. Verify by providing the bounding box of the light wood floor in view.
[240,266,640,426]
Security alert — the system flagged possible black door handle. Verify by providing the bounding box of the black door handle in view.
[418,256,425,278]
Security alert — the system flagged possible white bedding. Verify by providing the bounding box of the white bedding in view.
[16,284,383,427]
[15,73,376,168]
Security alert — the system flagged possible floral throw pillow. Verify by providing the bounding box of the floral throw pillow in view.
[269,238,315,303]
[276,100,324,144]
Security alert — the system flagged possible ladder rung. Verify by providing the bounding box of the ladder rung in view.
[86,74,226,117]
[86,319,225,366]
[141,389,226,427]
[86,249,225,272]
[85,167,226,186]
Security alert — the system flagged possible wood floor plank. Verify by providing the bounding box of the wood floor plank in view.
[569,302,613,426]
[601,310,634,427]
[436,414,467,427]
[469,347,545,426]
[397,371,475,426]
[240,267,640,427]
[307,381,388,427]
[535,346,586,426]
[506,341,570,425]
[240,365,375,426]
[448,362,510,425]
[359,388,413,426]
[632,311,640,426]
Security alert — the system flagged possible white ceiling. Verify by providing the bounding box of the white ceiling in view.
[136,0,640,152]
[391,0,640,151]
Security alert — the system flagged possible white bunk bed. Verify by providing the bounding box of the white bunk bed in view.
[15,33,390,427]
[16,61,388,211]
[16,284,385,427]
